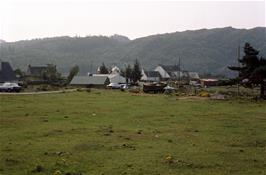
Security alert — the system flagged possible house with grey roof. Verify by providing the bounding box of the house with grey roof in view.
[0,62,18,83]
[154,64,182,80]
[154,64,200,81]
[93,74,126,84]
[141,69,161,82]
[27,65,48,77]
[70,75,110,88]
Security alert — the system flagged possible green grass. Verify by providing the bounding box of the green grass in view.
[204,85,261,97]
[0,90,265,175]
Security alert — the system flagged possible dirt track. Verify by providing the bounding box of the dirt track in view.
[0,89,78,95]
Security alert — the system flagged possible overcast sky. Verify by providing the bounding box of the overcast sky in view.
[0,0,265,42]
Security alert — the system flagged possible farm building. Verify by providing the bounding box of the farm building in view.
[187,72,200,80]
[154,64,199,81]
[27,65,49,77]
[111,66,120,74]
[26,64,59,84]
[154,64,182,80]
[200,79,219,87]
[0,61,18,83]
[141,69,161,82]
[93,74,126,84]
[70,75,110,88]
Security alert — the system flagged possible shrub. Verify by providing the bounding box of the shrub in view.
[198,91,210,97]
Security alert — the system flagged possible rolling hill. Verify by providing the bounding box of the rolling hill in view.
[0,27,265,77]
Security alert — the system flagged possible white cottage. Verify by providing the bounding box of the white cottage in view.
[141,69,161,82]
[154,64,182,80]
[154,64,199,81]
[111,66,120,74]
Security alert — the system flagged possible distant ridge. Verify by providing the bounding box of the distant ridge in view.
[110,34,130,43]
[0,27,265,76]
[0,39,6,44]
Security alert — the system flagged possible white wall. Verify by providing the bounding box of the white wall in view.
[154,66,170,78]
[109,74,126,84]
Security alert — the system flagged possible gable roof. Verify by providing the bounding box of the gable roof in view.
[0,62,17,82]
[144,71,160,78]
[70,76,109,85]
[159,64,180,72]
[28,65,48,75]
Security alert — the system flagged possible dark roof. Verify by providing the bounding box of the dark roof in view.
[70,76,109,85]
[0,62,17,82]
[28,65,48,75]
[144,71,160,77]
[159,65,180,72]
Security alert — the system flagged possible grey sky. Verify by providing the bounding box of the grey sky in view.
[0,0,265,42]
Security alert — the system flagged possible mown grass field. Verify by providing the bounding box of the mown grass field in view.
[0,90,266,175]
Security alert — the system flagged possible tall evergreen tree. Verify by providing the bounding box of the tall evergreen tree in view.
[228,43,266,98]
[131,59,142,84]
[99,63,109,74]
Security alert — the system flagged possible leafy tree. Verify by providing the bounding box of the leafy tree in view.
[131,59,142,84]
[228,43,266,98]
[99,62,109,74]
[67,65,79,84]
[42,64,61,83]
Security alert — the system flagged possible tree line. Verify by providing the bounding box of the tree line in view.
[14,59,143,85]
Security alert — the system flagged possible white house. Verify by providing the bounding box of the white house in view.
[141,69,161,82]
[111,66,120,74]
[154,64,182,80]
[154,64,199,81]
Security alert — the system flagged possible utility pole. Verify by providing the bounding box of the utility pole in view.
[237,43,240,97]
[90,61,93,74]
[178,57,181,89]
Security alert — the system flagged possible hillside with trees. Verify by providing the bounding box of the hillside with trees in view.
[0,27,265,76]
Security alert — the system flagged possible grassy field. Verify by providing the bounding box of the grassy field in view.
[0,90,265,175]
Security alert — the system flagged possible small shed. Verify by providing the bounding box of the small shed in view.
[70,76,110,88]
[200,79,218,87]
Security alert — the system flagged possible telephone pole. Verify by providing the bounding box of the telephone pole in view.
[237,43,240,97]
[178,57,181,89]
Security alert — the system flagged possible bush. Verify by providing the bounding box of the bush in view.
[198,91,210,97]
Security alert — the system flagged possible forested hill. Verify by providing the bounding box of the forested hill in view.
[0,27,265,76]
